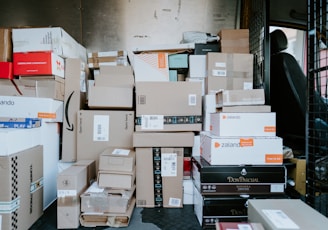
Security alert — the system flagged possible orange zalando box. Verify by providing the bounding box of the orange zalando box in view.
[13,52,65,78]
[0,62,13,79]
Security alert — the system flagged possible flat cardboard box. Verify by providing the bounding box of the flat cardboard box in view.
[61,58,87,162]
[220,105,271,112]
[206,52,253,78]
[14,76,65,101]
[98,147,135,172]
[80,197,136,228]
[81,182,135,213]
[216,89,265,107]
[13,52,65,78]
[88,85,133,109]
[200,132,283,165]
[133,131,195,147]
[133,53,169,82]
[136,147,184,208]
[0,95,63,122]
[12,27,87,61]
[210,112,276,137]
[76,110,134,170]
[135,81,202,132]
[88,50,128,68]
[0,28,12,62]
[0,145,43,230]
[57,165,88,229]
[97,169,136,190]
[248,199,328,230]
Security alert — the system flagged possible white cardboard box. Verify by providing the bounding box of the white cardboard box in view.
[200,132,283,165]
[210,112,276,137]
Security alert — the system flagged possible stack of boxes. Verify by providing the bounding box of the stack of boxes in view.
[79,147,136,227]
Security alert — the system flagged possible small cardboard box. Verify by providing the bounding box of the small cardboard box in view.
[218,29,250,53]
[99,147,136,172]
[216,89,265,107]
[80,197,136,228]
[210,112,276,137]
[97,169,136,190]
[220,105,271,112]
[0,145,43,230]
[14,76,65,101]
[200,132,283,165]
[216,222,264,230]
[288,158,306,195]
[248,199,328,230]
[135,81,202,132]
[96,65,134,87]
[87,50,128,68]
[73,159,97,186]
[76,110,134,170]
[57,165,88,229]
[13,52,65,78]
[81,182,135,213]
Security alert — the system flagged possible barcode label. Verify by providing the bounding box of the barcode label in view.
[112,148,130,156]
[161,153,177,177]
[138,95,146,105]
[93,115,109,141]
[141,115,164,130]
[189,94,197,106]
[168,197,181,207]
[212,69,227,77]
[57,190,77,198]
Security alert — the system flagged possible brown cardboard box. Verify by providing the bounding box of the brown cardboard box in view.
[81,182,135,213]
[288,158,306,195]
[0,79,21,96]
[0,145,43,230]
[61,58,87,162]
[218,29,250,53]
[206,52,253,78]
[97,169,136,190]
[99,147,135,172]
[87,51,128,68]
[14,76,65,101]
[135,81,202,132]
[216,89,265,107]
[57,165,88,229]
[96,65,134,87]
[248,199,328,230]
[136,147,184,208]
[0,28,12,62]
[80,197,136,228]
[76,110,134,169]
[219,105,271,112]
[73,159,97,186]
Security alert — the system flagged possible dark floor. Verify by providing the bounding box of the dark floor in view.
[29,201,203,230]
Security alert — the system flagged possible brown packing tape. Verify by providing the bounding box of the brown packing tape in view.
[0,28,12,62]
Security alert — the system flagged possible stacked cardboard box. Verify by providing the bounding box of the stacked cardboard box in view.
[218,29,250,53]
[79,147,136,227]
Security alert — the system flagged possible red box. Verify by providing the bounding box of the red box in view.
[13,52,65,78]
[0,62,13,79]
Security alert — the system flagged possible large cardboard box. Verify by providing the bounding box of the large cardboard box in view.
[218,29,250,53]
[0,28,12,62]
[0,95,63,122]
[80,197,136,228]
[0,145,43,230]
[57,165,88,229]
[77,110,134,169]
[13,52,65,78]
[14,76,65,101]
[248,199,328,230]
[133,53,169,82]
[61,58,87,162]
[99,147,135,172]
[210,112,276,137]
[135,81,202,132]
[81,182,135,213]
[200,132,283,165]
[12,27,87,61]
